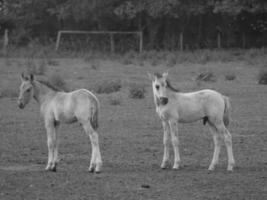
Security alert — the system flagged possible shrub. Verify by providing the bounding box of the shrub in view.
[129,84,146,99]
[225,73,236,81]
[122,57,133,65]
[47,59,59,66]
[94,79,121,94]
[258,69,267,85]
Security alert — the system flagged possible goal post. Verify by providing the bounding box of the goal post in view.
[55,30,143,53]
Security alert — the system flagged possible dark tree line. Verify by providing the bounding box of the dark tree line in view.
[1,0,267,49]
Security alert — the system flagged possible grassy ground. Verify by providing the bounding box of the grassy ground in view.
[0,49,267,200]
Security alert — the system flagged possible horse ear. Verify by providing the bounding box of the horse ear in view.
[147,72,155,81]
[29,74,34,82]
[162,71,169,79]
[20,73,26,81]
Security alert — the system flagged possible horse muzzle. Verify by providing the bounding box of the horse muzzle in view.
[18,101,25,109]
[159,97,168,105]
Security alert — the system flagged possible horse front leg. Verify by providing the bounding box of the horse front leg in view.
[45,122,57,172]
[161,120,170,169]
[169,120,181,170]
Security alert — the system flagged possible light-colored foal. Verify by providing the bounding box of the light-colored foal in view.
[148,72,235,171]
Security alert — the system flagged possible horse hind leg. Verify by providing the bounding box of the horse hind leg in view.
[82,121,102,173]
[208,125,223,171]
[223,128,235,171]
[212,122,235,171]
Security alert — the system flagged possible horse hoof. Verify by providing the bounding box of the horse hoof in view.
[161,165,168,169]
[172,165,180,170]
[227,168,234,172]
[208,165,215,171]
[51,167,57,172]
[88,166,95,173]
[227,164,234,172]
[161,163,168,169]
[161,167,167,170]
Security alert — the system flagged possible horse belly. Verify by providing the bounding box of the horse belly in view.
[177,104,205,123]
[54,99,78,124]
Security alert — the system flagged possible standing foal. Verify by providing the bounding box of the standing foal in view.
[148,72,235,171]
[18,73,102,173]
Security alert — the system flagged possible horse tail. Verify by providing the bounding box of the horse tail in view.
[90,99,99,130]
[223,95,231,127]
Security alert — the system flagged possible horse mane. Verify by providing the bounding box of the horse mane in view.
[166,79,180,92]
[36,80,64,92]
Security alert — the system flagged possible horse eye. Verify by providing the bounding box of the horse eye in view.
[155,85,160,90]
[26,88,31,92]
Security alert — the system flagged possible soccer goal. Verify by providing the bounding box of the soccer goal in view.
[55,30,143,52]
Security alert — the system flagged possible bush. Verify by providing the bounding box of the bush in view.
[225,73,236,81]
[129,84,146,99]
[258,69,267,85]
[47,59,59,66]
[94,79,121,94]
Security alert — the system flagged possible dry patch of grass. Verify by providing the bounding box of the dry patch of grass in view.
[108,95,122,106]
[0,88,17,99]
[93,79,122,94]
[47,73,69,91]
[258,69,267,85]
[196,71,217,82]
[26,58,47,75]
[129,84,146,99]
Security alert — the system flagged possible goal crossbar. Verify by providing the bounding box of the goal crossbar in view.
[55,30,143,52]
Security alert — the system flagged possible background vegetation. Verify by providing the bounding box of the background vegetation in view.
[1,0,267,51]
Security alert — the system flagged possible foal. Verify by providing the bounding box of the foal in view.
[18,73,102,173]
[148,72,235,171]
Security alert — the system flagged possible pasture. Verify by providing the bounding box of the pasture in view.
[0,50,267,200]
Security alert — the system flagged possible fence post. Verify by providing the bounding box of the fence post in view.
[110,33,115,53]
[2,29,8,55]
[179,32,183,51]
[55,31,62,51]
[242,33,246,48]
[139,31,143,53]
[217,32,221,49]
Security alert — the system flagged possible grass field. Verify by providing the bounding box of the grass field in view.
[0,49,267,200]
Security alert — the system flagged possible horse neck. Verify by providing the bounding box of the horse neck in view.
[33,81,57,105]
[165,89,179,102]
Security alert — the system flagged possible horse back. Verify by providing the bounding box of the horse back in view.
[48,89,99,126]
